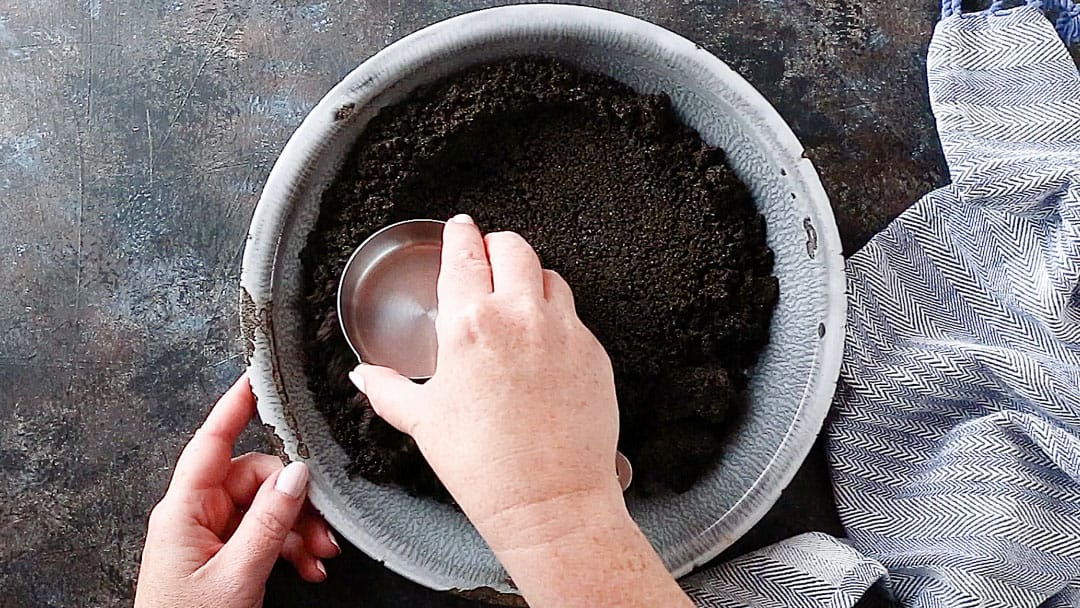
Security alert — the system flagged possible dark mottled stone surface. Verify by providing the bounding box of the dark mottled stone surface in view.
[2,0,1001,606]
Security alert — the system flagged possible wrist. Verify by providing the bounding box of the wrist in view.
[472,482,629,555]
[479,488,692,608]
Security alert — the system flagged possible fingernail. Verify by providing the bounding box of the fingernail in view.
[315,559,327,579]
[275,461,309,499]
[327,529,341,555]
[449,213,474,224]
[348,368,366,393]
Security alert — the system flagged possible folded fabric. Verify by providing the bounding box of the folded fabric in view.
[684,6,1080,607]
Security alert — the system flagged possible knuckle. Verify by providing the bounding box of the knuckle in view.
[545,270,572,294]
[514,298,545,324]
[231,452,258,466]
[498,297,546,336]
[451,243,487,266]
[443,297,553,346]
[436,308,471,343]
[146,501,170,530]
[251,508,292,542]
[458,299,512,334]
[459,300,495,332]
[591,336,614,369]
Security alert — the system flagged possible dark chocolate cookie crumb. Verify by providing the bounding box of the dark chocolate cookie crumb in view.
[301,58,777,499]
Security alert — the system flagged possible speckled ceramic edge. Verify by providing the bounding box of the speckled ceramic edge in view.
[239,4,845,594]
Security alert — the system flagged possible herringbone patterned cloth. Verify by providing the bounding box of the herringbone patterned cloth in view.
[683,7,1080,607]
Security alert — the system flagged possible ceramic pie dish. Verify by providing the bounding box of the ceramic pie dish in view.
[239,3,845,596]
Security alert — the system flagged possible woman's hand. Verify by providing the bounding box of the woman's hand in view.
[134,376,340,608]
[352,214,622,545]
[350,215,692,608]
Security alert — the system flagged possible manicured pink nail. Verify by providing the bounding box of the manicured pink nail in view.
[327,528,341,555]
[275,461,309,499]
[315,559,327,579]
[449,213,474,224]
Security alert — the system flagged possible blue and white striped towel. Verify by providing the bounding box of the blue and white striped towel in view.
[685,6,1080,607]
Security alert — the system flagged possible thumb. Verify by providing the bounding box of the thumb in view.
[349,364,425,434]
[212,462,308,583]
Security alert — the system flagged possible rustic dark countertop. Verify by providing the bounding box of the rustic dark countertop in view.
[0,1,949,606]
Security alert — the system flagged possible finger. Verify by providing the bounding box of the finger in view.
[211,461,308,583]
[349,364,425,435]
[170,374,255,494]
[543,269,576,312]
[223,453,283,507]
[224,458,338,558]
[438,214,492,312]
[224,457,339,556]
[295,506,341,559]
[485,231,544,299]
[282,530,328,583]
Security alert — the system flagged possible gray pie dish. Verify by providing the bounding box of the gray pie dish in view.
[239,4,845,595]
